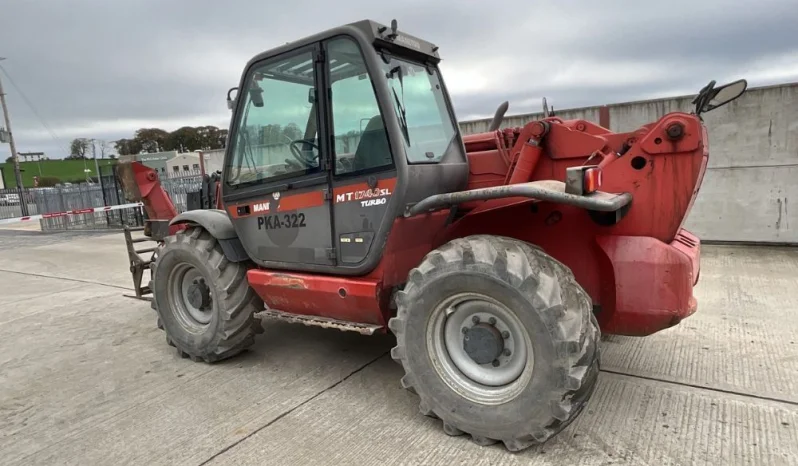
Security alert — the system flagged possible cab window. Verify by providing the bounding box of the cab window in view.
[226,50,322,186]
[327,37,392,176]
[381,57,457,164]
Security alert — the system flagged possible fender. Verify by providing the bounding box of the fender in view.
[169,209,248,262]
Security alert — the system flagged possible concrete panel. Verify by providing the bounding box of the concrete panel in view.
[685,166,797,243]
[208,357,798,466]
[0,291,391,466]
[608,95,692,132]
[0,270,82,308]
[0,231,132,288]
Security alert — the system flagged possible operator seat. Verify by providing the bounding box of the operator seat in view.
[353,115,392,171]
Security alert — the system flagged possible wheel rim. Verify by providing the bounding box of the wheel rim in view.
[167,262,213,330]
[426,292,534,405]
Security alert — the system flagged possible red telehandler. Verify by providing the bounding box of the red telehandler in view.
[117,19,747,451]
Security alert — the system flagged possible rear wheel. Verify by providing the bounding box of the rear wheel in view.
[388,235,600,451]
[152,227,263,362]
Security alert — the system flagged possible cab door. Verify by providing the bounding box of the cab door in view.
[223,44,335,267]
[323,37,397,266]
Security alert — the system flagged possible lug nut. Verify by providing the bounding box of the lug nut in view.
[502,331,510,339]
[471,316,480,324]
[462,327,469,334]
[488,317,497,325]
[503,349,511,357]
[492,360,500,367]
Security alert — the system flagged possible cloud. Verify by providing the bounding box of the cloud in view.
[1,0,797,159]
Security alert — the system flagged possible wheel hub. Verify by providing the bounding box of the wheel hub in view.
[432,297,531,398]
[463,323,504,365]
[168,263,214,328]
[187,279,211,310]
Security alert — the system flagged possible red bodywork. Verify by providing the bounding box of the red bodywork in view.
[249,113,707,337]
[128,112,707,337]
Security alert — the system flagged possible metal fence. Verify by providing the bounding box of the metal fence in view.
[0,187,39,220]
[0,167,205,231]
[161,170,204,213]
[35,169,144,231]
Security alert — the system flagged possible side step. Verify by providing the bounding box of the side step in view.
[261,309,383,336]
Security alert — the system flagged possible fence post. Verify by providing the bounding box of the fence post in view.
[100,165,111,227]
[56,186,65,230]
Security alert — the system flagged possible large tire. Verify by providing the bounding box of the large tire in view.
[388,235,600,451]
[151,227,263,362]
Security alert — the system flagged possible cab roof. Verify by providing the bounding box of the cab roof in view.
[247,19,441,68]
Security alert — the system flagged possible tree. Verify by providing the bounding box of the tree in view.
[167,126,200,152]
[95,139,110,159]
[108,154,117,160]
[195,125,216,150]
[110,124,228,157]
[5,155,13,163]
[134,128,170,153]
[69,138,90,159]
[115,138,142,156]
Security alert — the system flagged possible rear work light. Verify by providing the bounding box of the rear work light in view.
[565,166,602,195]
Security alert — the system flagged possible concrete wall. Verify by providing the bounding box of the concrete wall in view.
[459,82,798,244]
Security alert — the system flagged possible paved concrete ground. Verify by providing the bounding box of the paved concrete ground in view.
[1,230,797,465]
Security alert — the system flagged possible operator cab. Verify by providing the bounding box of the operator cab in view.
[222,19,468,275]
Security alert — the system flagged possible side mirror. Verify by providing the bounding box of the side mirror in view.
[705,79,747,111]
[694,79,747,115]
[226,87,239,111]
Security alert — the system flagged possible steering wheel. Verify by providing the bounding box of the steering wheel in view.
[288,139,320,166]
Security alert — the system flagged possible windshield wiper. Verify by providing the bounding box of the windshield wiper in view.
[388,65,410,143]
[392,88,410,144]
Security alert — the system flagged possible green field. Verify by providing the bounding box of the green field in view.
[0,159,118,188]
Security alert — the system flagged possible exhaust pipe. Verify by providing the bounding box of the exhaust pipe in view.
[487,101,509,131]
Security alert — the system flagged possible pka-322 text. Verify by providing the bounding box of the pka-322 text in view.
[257,213,306,230]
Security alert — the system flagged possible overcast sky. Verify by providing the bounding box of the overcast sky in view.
[1,0,797,159]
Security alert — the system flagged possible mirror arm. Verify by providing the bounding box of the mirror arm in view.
[227,87,239,111]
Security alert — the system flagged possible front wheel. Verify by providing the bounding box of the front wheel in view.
[151,227,263,362]
[388,235,600,451]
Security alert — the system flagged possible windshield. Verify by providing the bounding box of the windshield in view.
[380,56,456,164]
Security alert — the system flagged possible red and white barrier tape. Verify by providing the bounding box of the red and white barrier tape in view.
[0,202,144,225]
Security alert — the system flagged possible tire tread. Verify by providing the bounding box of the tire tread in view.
[152,227,262,363]
[388,234,600,451]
